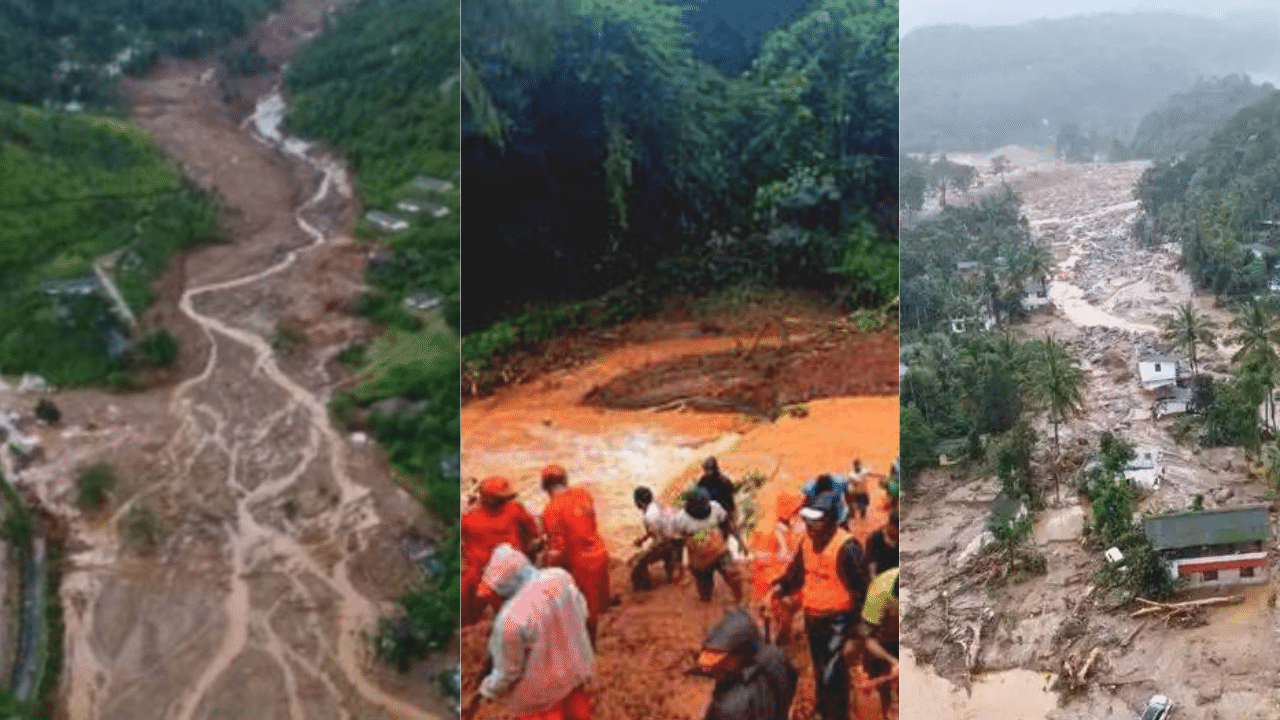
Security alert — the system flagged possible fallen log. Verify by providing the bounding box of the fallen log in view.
[1120,621,1146,649]
[1077,647,1101,682]
[1130,594,1242,618]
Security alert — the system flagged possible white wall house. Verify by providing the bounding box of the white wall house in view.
[1022,276,1051,310]
[1137,354,1179,391]
[949,314,995,334]
[1154,387,1194,419]
[1143,505,1272,592]
[366,211,409,232]
[1123,446,1162,490]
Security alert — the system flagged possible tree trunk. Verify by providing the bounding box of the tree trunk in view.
[1052,418,1061,503]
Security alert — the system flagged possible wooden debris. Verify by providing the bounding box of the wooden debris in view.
[1130,595,1241,624]
[1120,620,1146,649]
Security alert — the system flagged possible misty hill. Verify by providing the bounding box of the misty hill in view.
[1127,75,1277,161]
[901,12,1280,152]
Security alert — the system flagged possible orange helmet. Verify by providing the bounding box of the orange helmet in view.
[478,476,517,500]
[541,464,568,488]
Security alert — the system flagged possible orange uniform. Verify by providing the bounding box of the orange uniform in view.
[461,500,540,625]
[542,486,611,623]
[800,527,856,616]
[751,491,805,643]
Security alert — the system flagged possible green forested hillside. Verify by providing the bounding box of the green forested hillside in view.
[0,100,218,384]
[901,12,1279,152]
[1127,75,1277,161]
[0,0,279,107]
[284,0,461,670]
[463,0,898,339]
[1137,91,1280,298]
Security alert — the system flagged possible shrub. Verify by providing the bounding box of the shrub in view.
[76,464,117,510]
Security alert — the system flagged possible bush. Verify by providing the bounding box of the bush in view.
[34,399,60,425]
[136,329,179,367]
[76,464,117,510]
[122,503,161,550]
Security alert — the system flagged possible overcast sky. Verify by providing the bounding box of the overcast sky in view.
[900,0,1280,35]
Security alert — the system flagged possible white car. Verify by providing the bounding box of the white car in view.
[1140,694,1172,720]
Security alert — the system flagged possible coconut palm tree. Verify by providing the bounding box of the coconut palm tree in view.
[1031,334,1086,501]
[1163,302,1217,379]
[1230,299,1280,432]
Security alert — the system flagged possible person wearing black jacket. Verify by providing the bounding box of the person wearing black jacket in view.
[697,607,797,720]
[765,492,867,720]
[863,509,899,578]
[697,456,746,553]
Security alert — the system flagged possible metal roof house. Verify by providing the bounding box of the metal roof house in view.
[1142,505,1272,590]
[396,199,450,218]
[41,277,101,296]
[366,211,409,232]
[413,176,454,194]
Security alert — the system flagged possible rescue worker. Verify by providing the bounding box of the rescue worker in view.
[696,607,798,720]
[460,476,541,626]
[465,544,594,720]
[674,487,745,603]
[800,474,849,530]
[864,509,899,579]
[848,459,872,522]
[857,567,899,720]
[765,492,867,720]
[751,490,805,646]
[697,457,746,555]
[540,464,611,647]
[630,486,683,590]
[884,458,900,513]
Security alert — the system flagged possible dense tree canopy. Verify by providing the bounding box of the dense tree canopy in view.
[1136,91,1280,298]
[1126,75,1276,161]
[462,0,898,333]
[0,0,279,108]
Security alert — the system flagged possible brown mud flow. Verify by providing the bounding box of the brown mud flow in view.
[903,148,1280,719]
[462,319,899,720]
[3,1,448,718]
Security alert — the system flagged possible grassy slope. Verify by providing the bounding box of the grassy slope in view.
[0,100,219,384]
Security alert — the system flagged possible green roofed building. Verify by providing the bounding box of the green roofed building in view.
[1142,505,1272,591]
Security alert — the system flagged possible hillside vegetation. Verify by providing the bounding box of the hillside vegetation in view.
[463,0,898,348]
[901,12,1280,152]
[0,100,218,385]
[284,0,461,670]
[1126,75,1277,161]
[1137,91,1280,299]
[0,0,279,108]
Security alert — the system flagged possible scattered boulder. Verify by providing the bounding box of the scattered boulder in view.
[1213,487,1235,504]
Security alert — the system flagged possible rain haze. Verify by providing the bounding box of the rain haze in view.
[901,0,1280,34]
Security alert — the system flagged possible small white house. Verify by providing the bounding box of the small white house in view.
[949,314,995,334]
[404,291,443,312]
[1022,276,1051,309]
[397,199,450,218]
[413,176,454,194]
[1137,354,1179,391]
[1154,386,1194,418]
[1123,446,1162,490]
[366,211,409,232]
